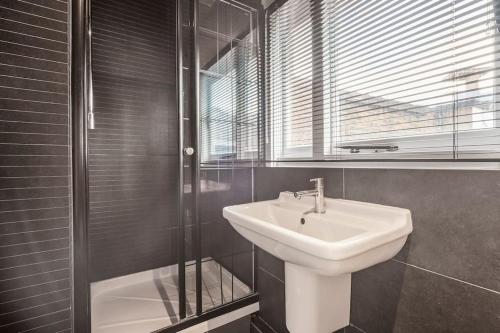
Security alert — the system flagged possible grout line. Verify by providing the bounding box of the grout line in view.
[0,205,70,214]
[250,321,264,333]
[0,226,69,237]
[0,6,67,25]
[342,168,345,198]
[0,74,67,86]
[0,107,68,116]
[0,297,69,317]
[16,316,70,332]
[0,51,67,65]
[0,17,67,35]
[0,185,69,190]
[0,164,69,167]
[391,259,500,295]
[0,236,69,249]
[258,266,284,284]
[350,323,368,333]
[0,267,68,283]
[0,39,67,55]
[0,218,68,227]
[0,277,69,294]
[17,0,67,14]
[0,288,70,305]
[53,329,71,333]
[254,315,279,333]
[0,247,70,261]
[0,83,67,95]
[0,257,69,272]
[0,97,68,106]
[0,195,69,202]
[0,175,68,180]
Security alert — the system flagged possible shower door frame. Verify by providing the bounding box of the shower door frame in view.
[71,0,91,331]
[71,0,259,331]
[71,0,189,330]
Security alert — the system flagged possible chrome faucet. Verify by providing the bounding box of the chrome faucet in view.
[293,178,326,214]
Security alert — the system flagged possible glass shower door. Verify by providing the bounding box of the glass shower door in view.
[195,0,260,312]
[88,0,259,330]
[88,0,189,331]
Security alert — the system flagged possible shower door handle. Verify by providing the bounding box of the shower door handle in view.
[183,147,195,156]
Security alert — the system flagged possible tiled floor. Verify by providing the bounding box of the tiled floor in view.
[91,259,252,333]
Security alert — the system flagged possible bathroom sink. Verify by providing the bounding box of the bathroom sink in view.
[223,191,412,276]
[223,191,412,333]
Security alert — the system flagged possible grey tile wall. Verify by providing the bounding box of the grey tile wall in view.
[0,0,72,332]
[88,0,179,281]
[253,167,500,333]
[345,169,500,333]
[200,167,254,287]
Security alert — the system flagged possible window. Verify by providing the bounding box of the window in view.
[267,0,500,160]
[199,0,260,163]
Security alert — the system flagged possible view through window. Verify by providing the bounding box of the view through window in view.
[267,0,500,160]
[199,0,260,163]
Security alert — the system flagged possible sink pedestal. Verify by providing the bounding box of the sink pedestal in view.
[224,192,412,332]
[285,263,350,333]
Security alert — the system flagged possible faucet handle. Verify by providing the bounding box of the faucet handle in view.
[309,178,324,188]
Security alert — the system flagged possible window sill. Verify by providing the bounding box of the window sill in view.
[265,160,500,170]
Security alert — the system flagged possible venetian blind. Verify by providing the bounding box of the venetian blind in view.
[267,0,500,160]
[198,0,261,163]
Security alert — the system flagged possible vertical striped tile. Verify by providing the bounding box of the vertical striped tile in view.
[0,0,71,332]
[88,0,179,281]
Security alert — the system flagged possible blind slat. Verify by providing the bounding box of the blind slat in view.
[268,0,500,160]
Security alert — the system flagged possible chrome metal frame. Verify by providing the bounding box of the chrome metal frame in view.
[72,1,259,331]
[193,0,203,315]
[176,0,187,320]
[71,0,91,331]
[86,5,95,130]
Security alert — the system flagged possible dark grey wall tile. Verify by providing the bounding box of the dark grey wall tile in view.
[344,169,500,291]
[1,238,69,258]
[255,167,343,200]
[201,167,255,290]
[351,260,500,333]
[257,248,284,282]
[250,321,262,333]
[0,98,68,115]
[0,0,71,332]
[257,268,287,333]
[251,315,278,333]
[1,0,67,22]
[231,251,254,288]
[88,0,179,281]
[0,310,71,333]
[344,325,365,333]
[0,207,70,226]
[0,298,70,327]
[0,20,67,43]
[1,279,70,306]
[0,52,67,73]
[0,289,70,315]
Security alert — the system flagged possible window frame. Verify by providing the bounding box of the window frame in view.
[265,0,500,162]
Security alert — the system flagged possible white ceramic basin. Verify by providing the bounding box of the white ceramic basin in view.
[223,192,412,333]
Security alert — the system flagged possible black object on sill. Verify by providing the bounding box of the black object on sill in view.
[338,145,399,154]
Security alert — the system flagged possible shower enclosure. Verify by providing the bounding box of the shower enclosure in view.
[72,0,262,331]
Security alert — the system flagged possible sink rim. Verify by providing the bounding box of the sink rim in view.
[223,193,412,261]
